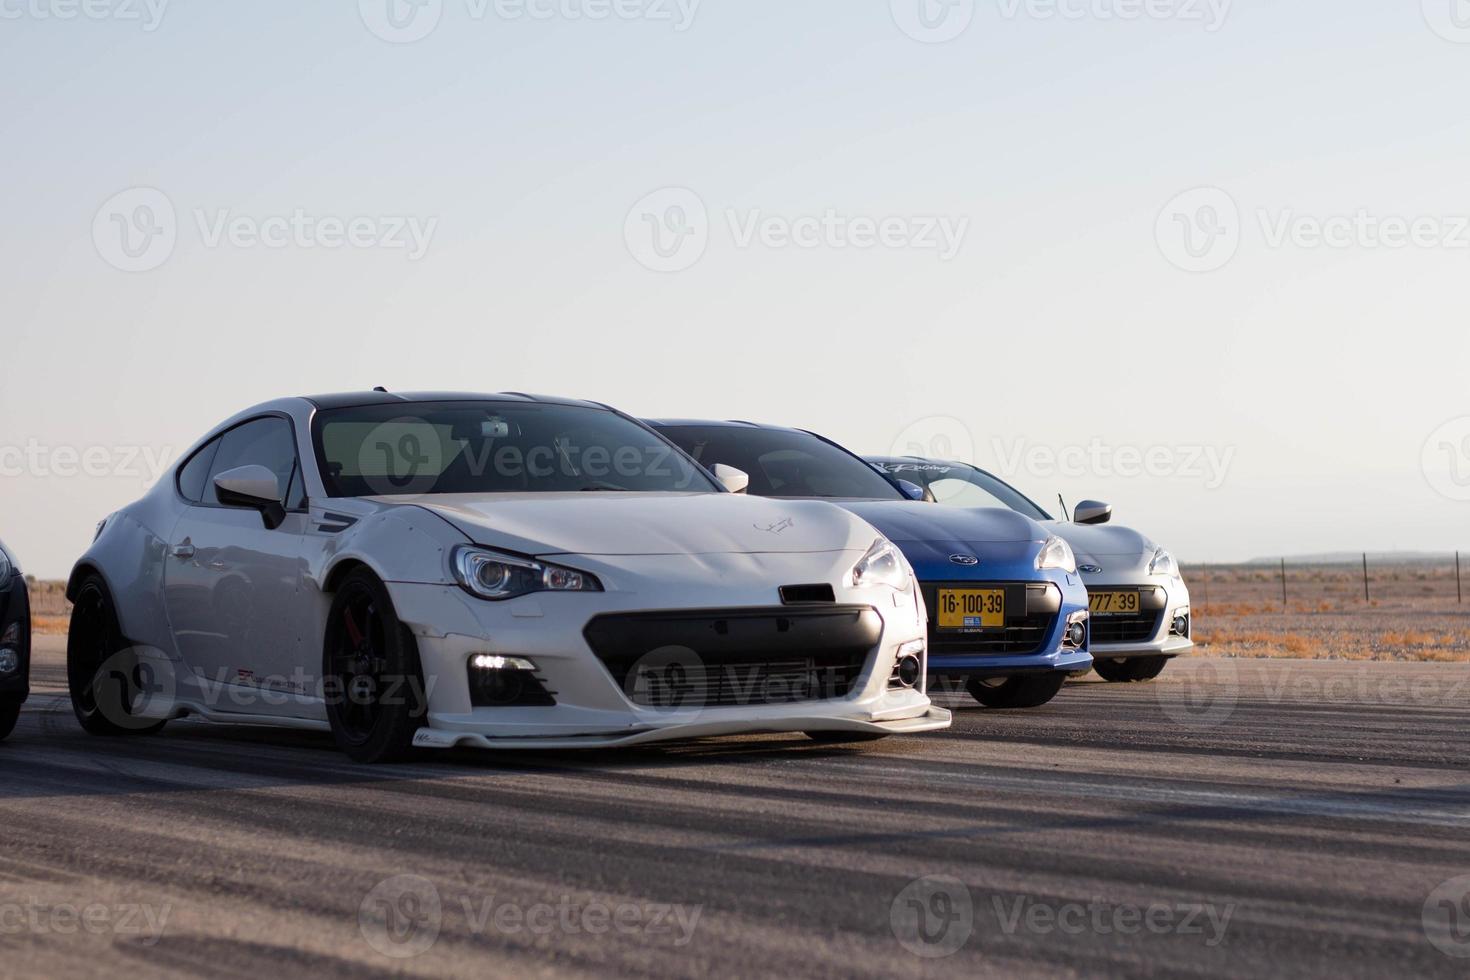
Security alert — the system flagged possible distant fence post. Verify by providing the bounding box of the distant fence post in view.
[1363,553,1370,603]
[1458,551,1463,604]
[1280,558,1287,608]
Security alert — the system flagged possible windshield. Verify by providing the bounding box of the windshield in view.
[655,425,905,500]
[314,402,718,497]
[875,460,1052,520]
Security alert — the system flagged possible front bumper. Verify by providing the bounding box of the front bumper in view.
[0,576,31,703]
[919,574,1093,679]
[1085,576,1193,659]
[385,551,945,747]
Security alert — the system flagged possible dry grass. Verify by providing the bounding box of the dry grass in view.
[1187,560,1470,663]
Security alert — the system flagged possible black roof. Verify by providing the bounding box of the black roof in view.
[304,391,606,411]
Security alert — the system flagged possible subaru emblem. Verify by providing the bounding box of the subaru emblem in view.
[949,554,979,566]
[1079,564,1103,574]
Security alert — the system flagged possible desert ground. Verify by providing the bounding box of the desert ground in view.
[1184,560,1470,662]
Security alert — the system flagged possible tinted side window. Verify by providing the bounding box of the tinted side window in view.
[205,418,299,506]
[177,439,220,503]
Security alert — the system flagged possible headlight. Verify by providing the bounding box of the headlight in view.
[0,550,10,588]
[453,547,603,601]
[1035,535,1077,574]
[1149,548,1178,578]
[849,538,910,591]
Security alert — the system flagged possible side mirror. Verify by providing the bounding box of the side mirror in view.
[896,480,927,502]
[1073,500,1113,525]
[214,465,287,529]
[711,464,749,495]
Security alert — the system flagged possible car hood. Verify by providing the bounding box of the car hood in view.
[1043,521,1156,567]
[842,502,1047,545]
[833,502,1049,569]
[400,492,876,557]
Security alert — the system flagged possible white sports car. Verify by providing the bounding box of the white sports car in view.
[66,392,948,762]
[869,458,1193,682]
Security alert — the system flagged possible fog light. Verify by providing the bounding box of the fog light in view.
[890,639,926,690]
[0,649,17,676]
[896,655,922,688]
[1067,623,1086,647]
[470,654,537,672]
[1063,611,1088,650]
[1171,614,1190,637]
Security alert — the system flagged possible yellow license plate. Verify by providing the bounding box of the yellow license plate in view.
[937,589,1005,629]
[1089,591,1141,614]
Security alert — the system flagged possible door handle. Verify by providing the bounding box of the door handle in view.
[171,543,196,560]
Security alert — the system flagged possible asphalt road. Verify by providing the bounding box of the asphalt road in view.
[2,637,1469,978]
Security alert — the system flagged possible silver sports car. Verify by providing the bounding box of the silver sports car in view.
[65,392,948,762]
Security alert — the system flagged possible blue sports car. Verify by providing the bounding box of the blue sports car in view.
[647,421,1092,709]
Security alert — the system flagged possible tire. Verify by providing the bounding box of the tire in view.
[66,575,167,736]
[1093,656,1169,683]
[323,569,426,764]
[804,731,890,745]
[966,673,1067,709]
[0,699,19,741]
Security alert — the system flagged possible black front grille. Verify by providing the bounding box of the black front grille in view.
[1091,611,1161,644]
[922,582,1059,656]
[584,606,880,708]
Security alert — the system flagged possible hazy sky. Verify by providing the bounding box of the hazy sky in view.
[3,1,1469,577]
